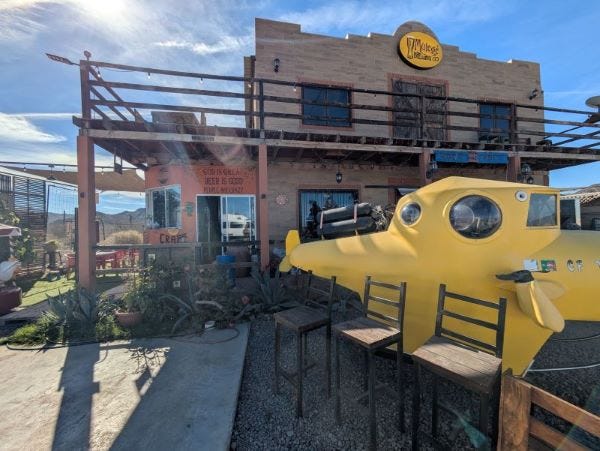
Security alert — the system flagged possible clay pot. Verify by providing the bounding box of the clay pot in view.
[115,310,143,328]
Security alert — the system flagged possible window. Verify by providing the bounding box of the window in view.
[392,80,446,140]
[527,194,557,227]
[0,174,11,193]
[480,104,511,138]
[146,185,181,229]
[302,86,351,127]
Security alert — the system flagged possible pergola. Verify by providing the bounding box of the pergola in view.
[71,58,600,290]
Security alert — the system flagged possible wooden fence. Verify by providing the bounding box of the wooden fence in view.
[498,373,600,450]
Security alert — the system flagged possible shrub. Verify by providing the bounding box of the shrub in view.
[103,230,143,245]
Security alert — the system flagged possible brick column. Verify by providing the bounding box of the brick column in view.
[257,143,269,270]
[76,135,96,291]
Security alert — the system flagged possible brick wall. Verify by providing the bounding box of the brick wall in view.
[253,18,544,143]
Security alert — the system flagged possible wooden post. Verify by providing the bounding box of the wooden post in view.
[498,373,530,451]
[507,155,521,182]
[77,135,96,292]
[419,149,432,186]
[257,143,269,271]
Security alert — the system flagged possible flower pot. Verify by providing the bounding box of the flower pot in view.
[115,310,143,328]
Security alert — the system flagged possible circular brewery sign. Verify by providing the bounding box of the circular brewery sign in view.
[398,31,443,69]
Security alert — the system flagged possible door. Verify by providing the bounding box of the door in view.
[392,79,446,140]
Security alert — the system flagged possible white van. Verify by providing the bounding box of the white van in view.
[222,213,250,240]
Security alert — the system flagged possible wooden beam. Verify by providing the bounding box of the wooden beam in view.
[498,374,531,451]
[76,135,96,292]
[90,86,129,121]
[257,143,269,271]
[529,418,587,451]
[81,129,600,161]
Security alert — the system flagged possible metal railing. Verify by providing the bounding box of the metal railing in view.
[77,59,600,152]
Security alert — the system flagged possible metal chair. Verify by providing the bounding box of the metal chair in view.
[411,284,507,450]
[273,271,337,417]
[333,276,407,451]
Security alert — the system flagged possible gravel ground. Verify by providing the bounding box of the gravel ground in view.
[232,315,600,450]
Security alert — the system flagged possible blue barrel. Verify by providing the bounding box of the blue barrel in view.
[216,254,236,286]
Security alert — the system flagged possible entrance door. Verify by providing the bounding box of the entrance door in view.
[197,196,221,261]
[197,195,256,262]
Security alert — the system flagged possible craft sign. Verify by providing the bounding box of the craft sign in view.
[159,232,187,243]
[398,31,443,69]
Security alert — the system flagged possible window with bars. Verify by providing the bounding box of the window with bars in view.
[302,85,351,127]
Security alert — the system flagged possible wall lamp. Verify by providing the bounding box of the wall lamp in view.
[519,163,534,184]
[528,88,542,100]
[273,58,280,73]
[335,163,343,184]
[425,159,438,179]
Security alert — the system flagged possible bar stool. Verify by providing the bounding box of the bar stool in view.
[273,271,337,417]
[333,276,407,451]
[411,284,507,450]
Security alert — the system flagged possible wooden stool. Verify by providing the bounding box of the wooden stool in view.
[411,284,507,450]
[333,276,407,451]
[273,272,337,418]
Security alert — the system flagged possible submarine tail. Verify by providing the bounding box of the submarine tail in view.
[279,230,301,272]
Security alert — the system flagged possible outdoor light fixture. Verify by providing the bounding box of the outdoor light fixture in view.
[528,88,540,100]
[336,163,343,184]
[45,53,77,66]
[426,159,438,179]
[273,58,280,73]
[47,164,56,181]
[519,163,534,184]
[84,50,91,61]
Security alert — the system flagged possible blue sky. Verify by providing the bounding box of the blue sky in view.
[0,0,598,214]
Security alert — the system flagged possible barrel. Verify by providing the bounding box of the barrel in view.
[216,254,236,286]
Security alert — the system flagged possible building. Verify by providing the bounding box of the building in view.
[71,19,600,289]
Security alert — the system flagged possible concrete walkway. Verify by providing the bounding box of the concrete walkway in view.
[0,324,249,451]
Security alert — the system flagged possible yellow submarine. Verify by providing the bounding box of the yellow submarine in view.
[280,176,600,375]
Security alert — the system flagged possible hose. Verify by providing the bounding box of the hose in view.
[527,360,600,373]
[549,332,600,342]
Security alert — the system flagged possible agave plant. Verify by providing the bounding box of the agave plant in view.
[47,287,99,329]
[250,268,297,312]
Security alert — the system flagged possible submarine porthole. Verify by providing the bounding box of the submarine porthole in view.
[400,203,421,225]
[450,195,502,239]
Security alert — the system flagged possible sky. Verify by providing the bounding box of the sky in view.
[0,0,598,214]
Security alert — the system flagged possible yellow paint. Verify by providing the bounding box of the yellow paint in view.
[398,31,443,69]
[281,177,600,375]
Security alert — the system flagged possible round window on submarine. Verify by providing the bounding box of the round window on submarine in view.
[449,195,502,239]
[400,203,421,225]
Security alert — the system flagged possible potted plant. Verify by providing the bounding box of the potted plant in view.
[115,282,146,327]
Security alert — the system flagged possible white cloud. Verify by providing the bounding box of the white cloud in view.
[0,113,67,143]
[154,35,252,56]
[16,112,79,120]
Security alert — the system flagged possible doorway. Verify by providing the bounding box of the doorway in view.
[196,195,256,261]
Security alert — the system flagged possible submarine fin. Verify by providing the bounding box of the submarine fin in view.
[279,230,301,272]
[515,281,565,333]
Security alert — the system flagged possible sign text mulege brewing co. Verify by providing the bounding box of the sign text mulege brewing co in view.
[398,31,443,69]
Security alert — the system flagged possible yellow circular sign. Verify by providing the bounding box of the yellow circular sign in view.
[398,31,443,69]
